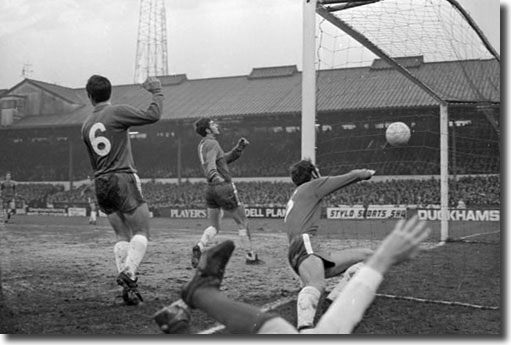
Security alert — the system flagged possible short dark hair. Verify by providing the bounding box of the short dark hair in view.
[290,159,317,186]
[86,75,112,103]
[194,117,212,137]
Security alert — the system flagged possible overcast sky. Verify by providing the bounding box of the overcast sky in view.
[0,0,502,90]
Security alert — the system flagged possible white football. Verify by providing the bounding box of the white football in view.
[385,122,411,146]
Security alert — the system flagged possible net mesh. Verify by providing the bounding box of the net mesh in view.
[315,0,499,101]
[312,0,500,244]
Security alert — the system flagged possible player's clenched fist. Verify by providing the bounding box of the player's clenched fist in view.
[142,76,162,93]
[237,137,250,150]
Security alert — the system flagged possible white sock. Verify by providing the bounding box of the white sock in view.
[198,226,217,250]
[171,298,189,310]
[90,211,97,222]
[297,286,321,329]
[238,228,253,253]
[114,241,129,273]
[124,234,148,279]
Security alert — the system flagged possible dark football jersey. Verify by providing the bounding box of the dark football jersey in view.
[81,93,163,177]
[198,136,241,183]
[1,180,16,199]
[284,173,363,241]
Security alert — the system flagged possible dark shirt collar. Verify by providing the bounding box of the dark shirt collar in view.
[93,101,112,112]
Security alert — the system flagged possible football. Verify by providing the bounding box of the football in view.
[385,121,411,146]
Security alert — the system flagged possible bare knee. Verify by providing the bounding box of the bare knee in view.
[231,208,248,227]
[116,233,131,242]
[124,205,151,237]
[310,279,326,293]
[207,209,222,230]
[299,256,327,293]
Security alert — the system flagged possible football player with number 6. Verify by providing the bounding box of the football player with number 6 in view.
[81,74,163,305]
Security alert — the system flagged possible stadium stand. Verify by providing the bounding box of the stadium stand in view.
[0,58,499,182]
[22,176,499,210]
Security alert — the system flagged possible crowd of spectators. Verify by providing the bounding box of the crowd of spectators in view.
[1,116,500,210]
[15,183,65,208]
[1,120,499,181]
[323,175,500,207]
[11,175,500,210]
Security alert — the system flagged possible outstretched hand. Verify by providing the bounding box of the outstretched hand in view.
[142,77,162,93]
[352,169,375,180]
[368,215,430,274]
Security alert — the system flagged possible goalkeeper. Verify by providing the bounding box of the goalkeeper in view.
[154,215,430,334]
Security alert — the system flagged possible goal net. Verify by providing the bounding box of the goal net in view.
[304,0,501,319]
[305,0,500,239]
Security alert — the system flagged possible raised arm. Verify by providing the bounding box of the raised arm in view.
[314,215,430,334]
[112,77,164,129]
[224,137,249,164]
[314,169,375,199]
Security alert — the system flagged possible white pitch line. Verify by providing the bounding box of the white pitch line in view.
[376,293,499,310]
[459,230,500,240]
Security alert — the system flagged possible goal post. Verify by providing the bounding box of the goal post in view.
[302,0,318,164]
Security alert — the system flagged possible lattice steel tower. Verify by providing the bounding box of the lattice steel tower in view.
[134,0,169,83]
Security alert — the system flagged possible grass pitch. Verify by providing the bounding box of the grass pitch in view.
[0,215,501,335]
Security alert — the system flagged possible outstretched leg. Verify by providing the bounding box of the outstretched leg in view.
[155,241,291,334]
[324,248,373,278]
[322,248,372,306]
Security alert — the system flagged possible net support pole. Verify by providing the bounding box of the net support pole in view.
[177,136,182,186]
[446,0,500,62]
[440,103,449,242]
[302,0,317,164]
[68,140,74,191]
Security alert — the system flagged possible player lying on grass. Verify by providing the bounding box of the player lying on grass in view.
[81,75,163,305]
[190,117,262,267]
[154,215,430,334]
[285,159,376,330]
